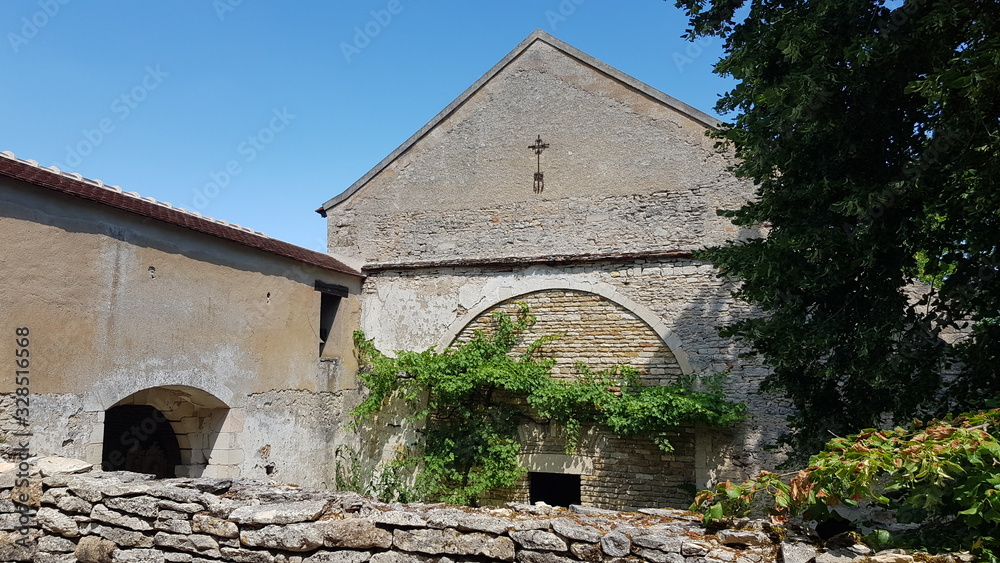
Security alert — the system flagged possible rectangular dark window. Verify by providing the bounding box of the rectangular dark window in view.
[315,281,348,356]
[529,472,581,507]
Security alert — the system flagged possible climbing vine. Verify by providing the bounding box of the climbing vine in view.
[690,409,1000,560]
[352,304,746,506]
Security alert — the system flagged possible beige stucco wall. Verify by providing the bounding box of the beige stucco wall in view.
[0,176,362,487]
[326,40,757,267]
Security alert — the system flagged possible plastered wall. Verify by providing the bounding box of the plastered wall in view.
[0,177,363,487]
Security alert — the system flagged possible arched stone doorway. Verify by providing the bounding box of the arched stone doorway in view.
[101,386,236,479]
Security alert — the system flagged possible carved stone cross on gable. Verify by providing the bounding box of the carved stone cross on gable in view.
[528,135,549,194]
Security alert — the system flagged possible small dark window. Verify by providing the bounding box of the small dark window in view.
[529,472,581,507]
[315,281,348,356]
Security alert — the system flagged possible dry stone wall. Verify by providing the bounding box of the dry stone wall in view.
[0,457,962,563]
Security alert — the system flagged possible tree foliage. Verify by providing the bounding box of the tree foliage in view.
[691,409,1000,559]
[352,304,746,505]
[673,0,1000,456]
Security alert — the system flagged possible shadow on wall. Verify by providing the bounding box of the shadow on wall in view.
[665,251,792,484]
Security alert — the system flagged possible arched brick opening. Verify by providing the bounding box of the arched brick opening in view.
[452,289,696,510]
[104,386,237,479]
[451,289,684,385]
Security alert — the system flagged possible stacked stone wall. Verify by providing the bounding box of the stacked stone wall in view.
[1,458,962,563]
[331,189,756,266]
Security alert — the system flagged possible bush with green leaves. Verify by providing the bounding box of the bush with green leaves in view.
[691,409,1000,559]
[352,303,746,506]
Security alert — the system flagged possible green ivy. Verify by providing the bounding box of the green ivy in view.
[352,304,746,506]
[690,408,1000,560]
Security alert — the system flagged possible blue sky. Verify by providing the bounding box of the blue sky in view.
[2,1,733,252]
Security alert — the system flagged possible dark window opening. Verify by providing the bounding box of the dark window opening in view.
[315,281,347,356]
[318,293,341,355]
[102,405,181,478]
[529,472,581,507]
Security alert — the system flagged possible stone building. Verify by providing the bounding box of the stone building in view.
[0,30,789,512]
[0,151,363,488]
[318,30,787,509]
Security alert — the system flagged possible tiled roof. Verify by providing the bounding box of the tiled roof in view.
[0,151,361,278]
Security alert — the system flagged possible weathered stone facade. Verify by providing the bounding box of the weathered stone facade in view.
[318,30,790,507]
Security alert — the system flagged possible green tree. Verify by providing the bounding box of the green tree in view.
[672,0,1000,457]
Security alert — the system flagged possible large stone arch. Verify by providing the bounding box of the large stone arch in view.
[86,385,241,479]
[441,284,698,510]
[439,278,693,377]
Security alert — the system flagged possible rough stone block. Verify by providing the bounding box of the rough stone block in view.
[34,553,78,563]
[56,494,93,515]
[112,549,166,563]
[718,529,771,547]
[90,504,152,531]
[392,528,514,560]
[515,551,576,563]
[240,522,324,552]
[105,495,159,518]
[683,539,714,556]
[37,535,76,552]
[90,523,155,547]
[510,529,568,551]
[154,517,193,534]
[192,513,239,538]
[218,547,276,563]
[780,542,818,563]
[601,530,631,557]
[551,517,601,543]
[38,506,80,537]
[75,535,117,563]
[229,500,329,525]
[303,551,372,563]
[37,457,94,477]
[154,531,222,558]
[322,518,392,549]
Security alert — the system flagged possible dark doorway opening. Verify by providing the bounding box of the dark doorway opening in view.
[102,405,181,478]
[529,472,581,507]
